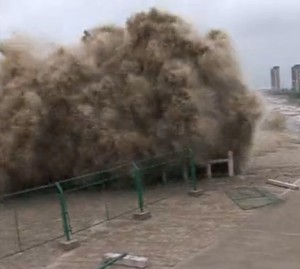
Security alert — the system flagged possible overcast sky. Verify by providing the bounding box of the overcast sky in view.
[1,0,300,89]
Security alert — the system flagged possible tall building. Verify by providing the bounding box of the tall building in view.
[291,64,300,92]
[270,66,281,91]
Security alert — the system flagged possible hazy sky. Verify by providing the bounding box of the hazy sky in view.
[1,0,300,89]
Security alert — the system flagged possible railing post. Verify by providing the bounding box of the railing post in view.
[228,151,234,177]
[55,182,72,241]
[188,148,203,197]
[132,162,151,220]
[162,169,168,185]
[182,162,189,184]
[189,148,197,191]
[105,202,110,221]
[14,208,22,252]
[206,163,212,179]
[132,162,144,213]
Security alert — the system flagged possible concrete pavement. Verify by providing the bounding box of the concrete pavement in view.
[175,190,300,269]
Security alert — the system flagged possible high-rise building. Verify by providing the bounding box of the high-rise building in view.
[291,64,300,92]
[270,66,281,91]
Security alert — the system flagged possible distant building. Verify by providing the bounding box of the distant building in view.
[270,66,281,91]
[291,64,300,92]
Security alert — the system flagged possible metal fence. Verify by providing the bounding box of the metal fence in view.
[0,184,62,258]
[0,148,199,259]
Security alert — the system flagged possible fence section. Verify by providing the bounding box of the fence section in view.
[0,185,62,258]
[60,163,138,234]
[134,150,192,206]
[0,200,18,258]
[0,148,198,259]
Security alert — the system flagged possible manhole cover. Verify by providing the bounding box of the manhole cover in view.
[226,187,282,210]
[226,187,265,200]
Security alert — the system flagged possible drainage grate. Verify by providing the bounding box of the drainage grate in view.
[226,187,282,210]
[226,187,266,200]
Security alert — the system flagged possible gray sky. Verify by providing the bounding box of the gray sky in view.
[1,0,300,89]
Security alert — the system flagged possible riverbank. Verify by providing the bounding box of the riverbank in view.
[2,94,300,269]
[264,90,300,105]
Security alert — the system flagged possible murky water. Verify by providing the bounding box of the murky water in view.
[264,95,300,132]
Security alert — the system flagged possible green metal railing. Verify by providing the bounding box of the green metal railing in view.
[0,148,199,259]
[132,162,144,213]
[189,148,198,191]
[55,183,72,241]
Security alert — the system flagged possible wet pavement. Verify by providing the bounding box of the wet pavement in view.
[175,187,300,269]
[175,94,300,269]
